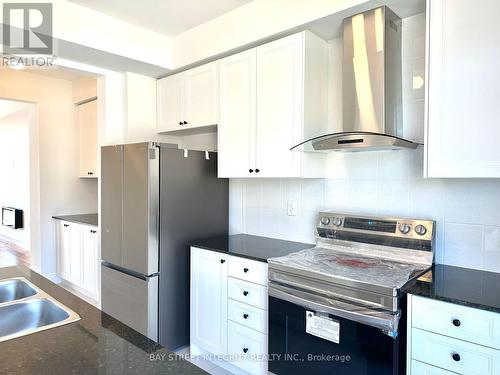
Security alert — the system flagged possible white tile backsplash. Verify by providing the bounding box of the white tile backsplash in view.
[442,223,484,270]
[229,149,500,273]
[484,226,500,253]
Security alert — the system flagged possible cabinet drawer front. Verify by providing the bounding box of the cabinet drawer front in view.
[411,360,458,375]
[228,277,268,310]
[228,299,268,334]
[412,295,500,349]
[228,256,268,286]
[227,320,267,375]
[412,328,500,375]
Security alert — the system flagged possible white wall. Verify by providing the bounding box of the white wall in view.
[0,70,98,275]
[171,0,368,68]
[229,13,500,273]
[0,109,30,246]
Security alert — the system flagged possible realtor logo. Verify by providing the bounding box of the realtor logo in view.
[2,3,53,54]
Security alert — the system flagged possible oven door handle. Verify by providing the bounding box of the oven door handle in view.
[269,283,400,337]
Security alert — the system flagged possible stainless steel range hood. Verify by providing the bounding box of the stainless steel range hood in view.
[292,7,420,152]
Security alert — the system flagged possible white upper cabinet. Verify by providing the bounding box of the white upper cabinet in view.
[157,61,219,135]
[255,33,303,177]
[185,63,220,129]
[218,31,328,178]
[78,100,98,178]
[218,49,257,177]
[425,0,500,177]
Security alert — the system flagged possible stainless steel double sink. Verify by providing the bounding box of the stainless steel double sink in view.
[0,277,80,342]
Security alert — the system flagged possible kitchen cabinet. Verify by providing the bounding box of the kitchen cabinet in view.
[407,294,500,374]
[81,227,99,297]
[190,247,268,375]
[78,99,98,178]
[56,220,99,300]
[157,61,219,135]
[190,246,228,356]
[218,31,328,178]
[425,0,500,177]
[218,49,256,178]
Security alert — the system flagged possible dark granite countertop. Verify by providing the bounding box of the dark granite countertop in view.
[403,264,500,313]
[189,233,314,263]
[52,213,98,226]
[0,265,206,375]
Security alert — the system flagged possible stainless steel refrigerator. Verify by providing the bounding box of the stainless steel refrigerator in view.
[100,142,228,349]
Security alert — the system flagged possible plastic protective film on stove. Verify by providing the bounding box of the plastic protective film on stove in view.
[269,242,431,290]
[267,233,432,338]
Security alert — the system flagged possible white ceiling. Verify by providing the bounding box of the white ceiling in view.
[0,100,30,120]
[68,0,253,36]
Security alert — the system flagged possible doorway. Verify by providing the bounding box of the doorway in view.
[0,99,34,266]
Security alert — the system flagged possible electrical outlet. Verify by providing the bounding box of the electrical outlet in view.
[287,200,297,216]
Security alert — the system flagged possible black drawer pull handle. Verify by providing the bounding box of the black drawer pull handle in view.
[243,268,249,273]
[63,224,69,227]
[255,169,260,173]
[243,313,249,319]
[243,348,248,353]
[183,121,188,125]
[452,319,461,327]
[243,291,249,296]
[179,121,183,125]
[452,353,461,362]
[90,230,97,234]
[220,259,225,264]
[249,169,254,173]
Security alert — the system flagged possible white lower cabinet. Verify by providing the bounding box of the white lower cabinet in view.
[56,220,99,300]
[408,294,500,375]
[411,360,457,375]
[228,320,268,375]
[190,246,268,375]
[190,247,228,356]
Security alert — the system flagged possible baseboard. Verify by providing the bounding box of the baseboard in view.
[57,278,100,308]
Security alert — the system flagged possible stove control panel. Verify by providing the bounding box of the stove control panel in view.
[317,212,435,243]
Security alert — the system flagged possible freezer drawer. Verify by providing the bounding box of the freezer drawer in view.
[101,264,158,341]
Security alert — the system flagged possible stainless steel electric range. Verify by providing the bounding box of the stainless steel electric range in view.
[268,212,435,375]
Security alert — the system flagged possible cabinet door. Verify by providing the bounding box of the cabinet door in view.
[256,33,303,177]
[190,247,227,355]
[185,61,219,128]
[68,224,82,286]
[78,100,98,178]
[426,0,500,177]
[218,49,257,177]
[57,221,71,281]
[81,227,99,297]
[157,73,185,132]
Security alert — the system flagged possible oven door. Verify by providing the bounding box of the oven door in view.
[268,285,404,375]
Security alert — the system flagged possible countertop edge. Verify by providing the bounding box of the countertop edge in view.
[52,214,98,227]
[189,243,268,263]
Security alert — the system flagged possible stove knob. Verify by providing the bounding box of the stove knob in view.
[320,217,330,225]
[415,224,427,236]
[399,224,411,234]
[332,217,343,227]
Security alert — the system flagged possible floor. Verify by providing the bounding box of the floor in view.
[175,346,234,375]
[0,234,30,267]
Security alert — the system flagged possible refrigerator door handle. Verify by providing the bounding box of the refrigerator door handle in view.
[101,261,159,280]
